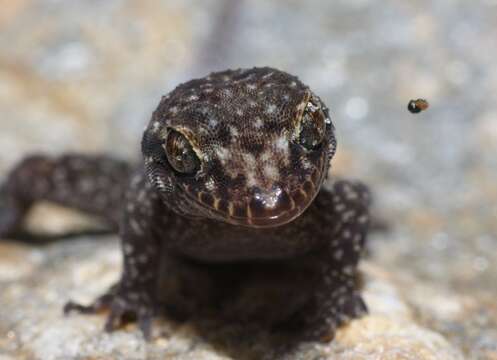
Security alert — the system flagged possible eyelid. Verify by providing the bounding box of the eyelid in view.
[163,130,198,174]
[166,127,204,162]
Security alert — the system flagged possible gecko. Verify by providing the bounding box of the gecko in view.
[0,67,370,343]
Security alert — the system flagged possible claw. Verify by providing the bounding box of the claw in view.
[64,290,115,315]
[64,301,102,315]
[104,304,125,332]
[64,283,157,340]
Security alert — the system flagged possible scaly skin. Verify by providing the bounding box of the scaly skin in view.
[0,67,370,343]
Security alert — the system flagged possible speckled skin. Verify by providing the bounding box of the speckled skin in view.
[0,67,370,343]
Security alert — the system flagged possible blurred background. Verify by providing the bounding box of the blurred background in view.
[1,0,496,359]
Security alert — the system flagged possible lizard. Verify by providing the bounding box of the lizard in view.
[0,67,370,343]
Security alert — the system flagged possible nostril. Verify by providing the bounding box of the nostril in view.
[249,186,292,217]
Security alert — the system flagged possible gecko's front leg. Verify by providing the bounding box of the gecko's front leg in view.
[65,171,162,339]
[285,180,371,342]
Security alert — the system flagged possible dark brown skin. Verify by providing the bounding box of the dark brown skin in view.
[0,67,370,343]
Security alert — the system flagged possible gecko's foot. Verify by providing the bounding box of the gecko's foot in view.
[302,291,367,343]
[64,284,158,340]
[280,289,367,343]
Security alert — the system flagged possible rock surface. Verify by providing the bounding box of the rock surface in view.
[1,0,496,359]
[0,235,464,360]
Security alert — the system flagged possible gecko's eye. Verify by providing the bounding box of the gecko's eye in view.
[164,129,200,175]
[298,101,326,151]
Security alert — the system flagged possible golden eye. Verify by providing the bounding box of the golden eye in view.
[298,101,326,151]
[164,129,200,174]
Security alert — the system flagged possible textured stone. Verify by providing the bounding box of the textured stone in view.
[0,237,464,360]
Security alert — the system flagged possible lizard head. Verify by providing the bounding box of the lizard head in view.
[142,67,336,228]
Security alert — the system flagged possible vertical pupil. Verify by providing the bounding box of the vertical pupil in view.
[299,109,324,150]
[165,130,199,174]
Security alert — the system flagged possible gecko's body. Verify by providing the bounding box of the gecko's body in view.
[0,67,370,342]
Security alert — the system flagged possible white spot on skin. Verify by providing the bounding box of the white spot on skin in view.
[144,156,154,166]
[154,177,171,191]
[342,210,355,222]
[242,153,256,167]
[254,117,263,128]
[230,126,239,137]
[130,219,144,236]
[290,81,297,87]
[260,150,272,163]
[78,179,94,193]
[246,172,258,187]
[215,147,230,164]
[334,249,344,260]
[235,109,244,117]
[123,244,133,255]
[358,214,368,224]
[246,84,257,91]
[137,189,147,204]
[242,153,258,186]
[263,164,279,181]
[275,135,288,153]
[131,175,142,188]
[222,89,232,97]
[188,95,199,101]
[205,177,216,191]
[169,106,178,114]
[345,189,358,200]
[208,117,218,128]
[152,121,161,133]
[266,104,277,114]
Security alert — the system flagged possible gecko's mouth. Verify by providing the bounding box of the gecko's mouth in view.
[235,181,320,227]
[183,164,326,228]
[184,183,317,228]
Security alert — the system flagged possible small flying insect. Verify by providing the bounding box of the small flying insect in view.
[407,99,429,114]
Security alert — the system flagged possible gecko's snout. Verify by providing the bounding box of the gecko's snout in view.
[235,180,319,227]
[246,185,295,226]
